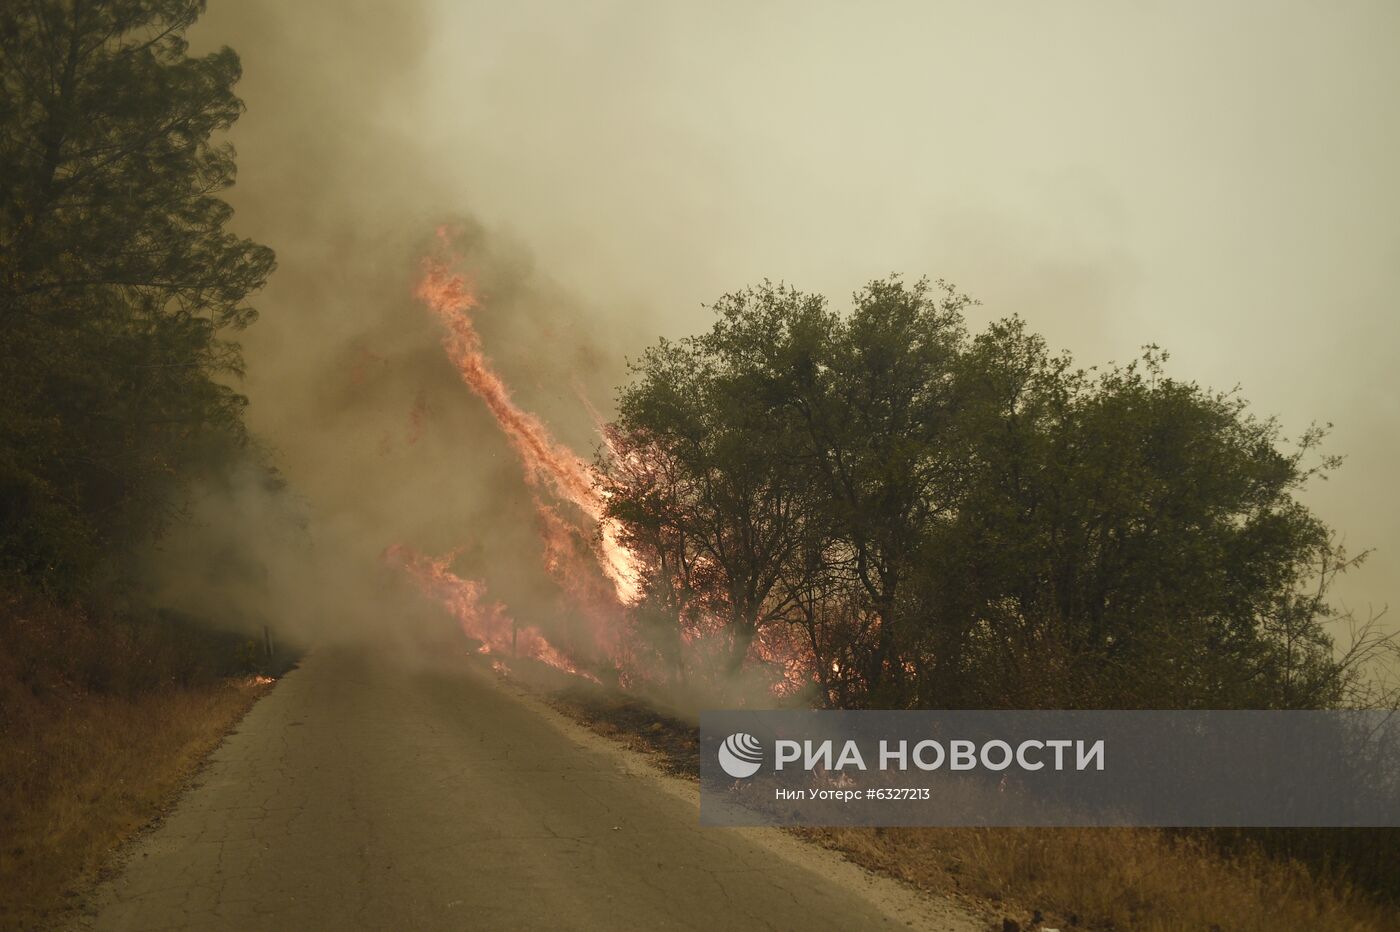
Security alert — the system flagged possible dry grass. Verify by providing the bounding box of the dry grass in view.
[797,825,1394,931]
[0,676,271,930]
[0,592,275,931]
[543,672,1397,931]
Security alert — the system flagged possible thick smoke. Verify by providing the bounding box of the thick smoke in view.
[159,1,1394,672]
[149,1,631,657]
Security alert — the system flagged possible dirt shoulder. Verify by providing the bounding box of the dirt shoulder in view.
[538,669,1396,932]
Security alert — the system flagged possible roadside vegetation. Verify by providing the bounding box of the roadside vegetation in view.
[601,278,1394,711]
[0,592,273,930]
[1,1,275,598]
[596,278,1399,916]
[806,824,1394,932]
[0,4,278,926]
[547,673,1398,930]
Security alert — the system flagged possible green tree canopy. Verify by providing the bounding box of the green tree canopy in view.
[0,0,274,592]
[604,279,1366,710]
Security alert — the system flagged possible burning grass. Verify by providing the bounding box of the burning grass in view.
[0,594,278,930]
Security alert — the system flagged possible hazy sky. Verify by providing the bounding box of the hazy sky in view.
[401,0,1399,626]
[199,1,1397,639]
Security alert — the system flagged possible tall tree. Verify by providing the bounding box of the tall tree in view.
[0,0,274,591]
[605,278,1375,712]
[604,287,820,678]
[785,278,972,702]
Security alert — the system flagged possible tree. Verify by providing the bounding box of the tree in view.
[913,344,1358,709]
[603,286,823,680]
[902,316,1081,707]
[783,277,972,703]
[605,277,1376,712]
[0,0,274,592]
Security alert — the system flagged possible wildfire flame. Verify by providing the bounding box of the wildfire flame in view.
[385,543,593,679]
[413,228,642,606]
[391,227,811,696]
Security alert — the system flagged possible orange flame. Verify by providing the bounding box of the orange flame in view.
[385,544,593,678]
[394,227,810,696]
[414,229,642,606]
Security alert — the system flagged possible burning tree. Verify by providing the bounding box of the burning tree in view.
[599,323,813,679]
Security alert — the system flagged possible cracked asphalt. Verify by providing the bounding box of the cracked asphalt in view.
[75,646,981,931]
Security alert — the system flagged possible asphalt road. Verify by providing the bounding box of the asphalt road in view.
[76,646,982,931]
